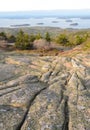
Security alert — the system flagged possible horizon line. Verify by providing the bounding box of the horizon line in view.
[0,8,90,13]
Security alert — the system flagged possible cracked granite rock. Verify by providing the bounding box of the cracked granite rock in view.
[0,51,90,130]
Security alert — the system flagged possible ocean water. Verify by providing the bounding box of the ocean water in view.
[0,17,90,29]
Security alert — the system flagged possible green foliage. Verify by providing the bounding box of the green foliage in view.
[45,32,51,43]
[35,33,42,40]
[1,29,90,51]
[29,34,36,42]
[56,34,69,45]
[83,39,90,50]
[15,30,33,50]
[0,32,7,40]
[75,35,86,45]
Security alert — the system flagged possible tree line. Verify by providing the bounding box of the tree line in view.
[0,29,89,50]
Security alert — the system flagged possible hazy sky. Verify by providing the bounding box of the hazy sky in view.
[0,0,90,11]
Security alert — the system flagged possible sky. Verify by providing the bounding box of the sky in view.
[0,0,90,12]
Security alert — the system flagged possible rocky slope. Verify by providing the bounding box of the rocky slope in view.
[0,50,90,130]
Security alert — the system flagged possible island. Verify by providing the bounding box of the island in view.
[10,24,30,27]
[37,23,44,25]
[70,23,78,26]
[52,21,59,23]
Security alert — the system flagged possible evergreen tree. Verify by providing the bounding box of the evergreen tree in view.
[45,32,51,44]
[35,33,42,40]
[15,30,32,50]
[56,34,69,45]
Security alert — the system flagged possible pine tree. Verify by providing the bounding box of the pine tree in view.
[45,32,51,45]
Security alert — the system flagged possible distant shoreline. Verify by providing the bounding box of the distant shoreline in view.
[0,26,90,37]
[0,26,90,31]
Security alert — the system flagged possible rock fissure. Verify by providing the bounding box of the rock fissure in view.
[0,87,21,97]
[16,87,47,130]
[0,52,90,130]
[62,75,70,130]
[62,97,69,130]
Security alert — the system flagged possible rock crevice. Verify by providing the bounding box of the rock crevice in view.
[0,52,90,130]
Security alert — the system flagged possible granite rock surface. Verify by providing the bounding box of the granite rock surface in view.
[0,51,90,130]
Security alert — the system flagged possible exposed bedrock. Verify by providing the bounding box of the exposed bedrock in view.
[0,52,90,130]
